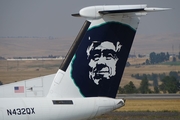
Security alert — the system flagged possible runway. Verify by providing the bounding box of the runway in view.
[91,111,180,120]
[116,94,180,99]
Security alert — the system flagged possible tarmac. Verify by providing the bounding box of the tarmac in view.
[91,111,180,120]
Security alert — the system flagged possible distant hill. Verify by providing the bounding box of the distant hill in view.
[0,33,179,58]
[131,33,180,55]
[0,37,74,58]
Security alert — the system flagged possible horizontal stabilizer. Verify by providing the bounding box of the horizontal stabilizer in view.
[144,7,171,12]
[99,8,144,14]
[72,5,171,19]
[99,7,171,14]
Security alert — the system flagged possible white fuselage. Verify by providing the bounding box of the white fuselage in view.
[0,97,124,120]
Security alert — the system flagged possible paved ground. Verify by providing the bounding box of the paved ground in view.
[116,94,180,99]
[91,111,180,120]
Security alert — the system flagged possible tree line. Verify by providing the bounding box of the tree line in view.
[145,52,180,65]
[145,52,170,65]
[131,71,180,86]
[119,71,180,94]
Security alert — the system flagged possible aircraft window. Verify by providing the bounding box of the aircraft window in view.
[52,100,73,105]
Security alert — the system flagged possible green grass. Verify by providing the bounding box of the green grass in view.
[161,61,180,66]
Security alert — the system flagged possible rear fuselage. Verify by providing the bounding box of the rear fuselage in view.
[0,97,124,120]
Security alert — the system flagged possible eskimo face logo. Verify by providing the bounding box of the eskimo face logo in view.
[71,22,136,97]
[86,40,122,85]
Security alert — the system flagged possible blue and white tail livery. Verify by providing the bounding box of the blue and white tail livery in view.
[47,5,169,98]
[0,4,169,120]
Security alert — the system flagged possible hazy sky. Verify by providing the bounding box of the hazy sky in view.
[0,0,179,38]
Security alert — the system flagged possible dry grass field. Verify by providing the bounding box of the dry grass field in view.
[91,99,180,120]
[0,60,62,84]
[121,65,180,88]
[117,99,180,112]
[121,58,180,88]
[0,58,180,86]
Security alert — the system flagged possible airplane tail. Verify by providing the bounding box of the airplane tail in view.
[47,5,170,98]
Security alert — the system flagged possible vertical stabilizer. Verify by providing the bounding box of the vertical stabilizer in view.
[47,5,169,98]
